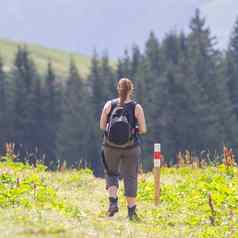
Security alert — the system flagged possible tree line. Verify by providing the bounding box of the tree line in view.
[1,10,238,175]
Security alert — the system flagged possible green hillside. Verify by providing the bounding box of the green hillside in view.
[0,154,238,238]
[0,38,91,78]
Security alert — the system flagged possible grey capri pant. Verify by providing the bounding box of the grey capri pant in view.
[103,145,141,197]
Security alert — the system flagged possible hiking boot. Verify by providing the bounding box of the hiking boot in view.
[128,205,139,221]
[107,197,119,217]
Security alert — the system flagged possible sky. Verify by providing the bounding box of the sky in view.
[200,0,237,49]
[0,0,237,58]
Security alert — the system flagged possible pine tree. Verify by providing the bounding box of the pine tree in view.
[227,17,238,117]
[88,51,105,176]
[145,31,160,76]
[31,77,45,151]
[135,57,148,106]
[162,31,180,65]
[131,45,142,82]
[134,56,156,169]
[43,61,62,167]
[117,59,124,80]
[13,46,38,157]
[0,56,7,153]
[188,8,218,93]
[179,31,187,54]
[144,31,161,108]
[187,9,237,152]
[90,51,107,119]
[174,42,217,153]
[116,49,132,80]
[100,52,116,100]
[56,60,89,168]
[121,49,131,78]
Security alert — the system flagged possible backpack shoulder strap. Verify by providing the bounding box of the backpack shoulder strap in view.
[111,99,119,110]
[132,100,137,123]
[128,100,137,118]
[132,100,137,112]
[126,100,137,128]
[107,99,119,123]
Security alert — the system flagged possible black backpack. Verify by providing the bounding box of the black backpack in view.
[105,99,137,148]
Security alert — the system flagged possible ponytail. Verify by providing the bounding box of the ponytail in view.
[117,78,134,106]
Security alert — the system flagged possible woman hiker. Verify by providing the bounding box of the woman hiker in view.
[100,78,147,220]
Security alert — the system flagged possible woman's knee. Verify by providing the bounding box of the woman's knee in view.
[124,175,137,197]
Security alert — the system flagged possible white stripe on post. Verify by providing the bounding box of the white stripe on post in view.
[154,143,161,205]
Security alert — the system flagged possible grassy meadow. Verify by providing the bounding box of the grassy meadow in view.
[0,153,238,238]
[0,38,91,78]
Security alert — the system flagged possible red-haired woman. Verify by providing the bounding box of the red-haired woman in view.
[100,78,146,220]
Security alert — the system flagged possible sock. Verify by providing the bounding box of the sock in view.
[109,197,118,204]
[128,205,137,219]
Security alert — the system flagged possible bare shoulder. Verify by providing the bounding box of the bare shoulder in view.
[135,103,143,110]
[103,100,112,114]
[135,103,144,117]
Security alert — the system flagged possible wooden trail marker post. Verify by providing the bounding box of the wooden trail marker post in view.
[154,143,161,205]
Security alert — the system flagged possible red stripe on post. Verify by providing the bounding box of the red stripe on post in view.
[154,151,161,160]
[154,143,161,159]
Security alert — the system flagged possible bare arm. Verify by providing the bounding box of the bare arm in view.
[135,104,147,134]
[100,101,111,130]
